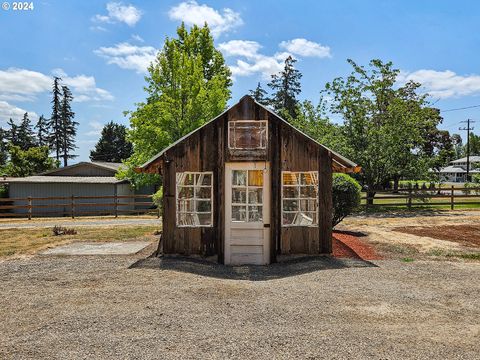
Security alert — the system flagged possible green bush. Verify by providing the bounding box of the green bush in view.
[152,187,163,215]
[332,173,361,227]
[0,185,7,198]
[463,182,480,195]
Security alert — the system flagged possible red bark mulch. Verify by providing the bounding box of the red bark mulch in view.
[333,231,382,260]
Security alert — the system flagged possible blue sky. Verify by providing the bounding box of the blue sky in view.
[1,0,480,162]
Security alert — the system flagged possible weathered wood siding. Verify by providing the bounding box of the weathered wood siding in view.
[160,96,333,262]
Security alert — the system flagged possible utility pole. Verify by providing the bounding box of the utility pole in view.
[459,119,475,182]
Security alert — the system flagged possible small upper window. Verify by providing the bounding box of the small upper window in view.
[282,171,319,227]
[176,172,213,227]
[228,120,268,150]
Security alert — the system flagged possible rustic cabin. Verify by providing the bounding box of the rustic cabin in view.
[139,95,359,265]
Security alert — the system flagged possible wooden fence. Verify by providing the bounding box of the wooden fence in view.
[363,186,480,211]
[0,194,158,219]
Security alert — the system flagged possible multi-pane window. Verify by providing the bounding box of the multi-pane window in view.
[231,170,264,222]
[228,120,268,150]
[282,171,318,226]
[176,172,213,227]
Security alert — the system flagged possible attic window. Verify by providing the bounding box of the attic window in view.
[228,120,268,150]
[282,171,319,227]
[176,172,213,227]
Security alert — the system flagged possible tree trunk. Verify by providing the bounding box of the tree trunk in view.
[367,190,376,205]
[393,176,400,193]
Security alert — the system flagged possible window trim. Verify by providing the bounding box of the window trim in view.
[228,120,268,150]
[281,171,319,227]
[176,171,214,228]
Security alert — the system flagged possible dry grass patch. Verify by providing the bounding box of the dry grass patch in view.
[0,225,159,258]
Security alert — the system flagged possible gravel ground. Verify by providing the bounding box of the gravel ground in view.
[1,253,479,359]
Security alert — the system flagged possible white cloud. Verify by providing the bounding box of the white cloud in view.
[401,69,480,99]
[93,2,142,27]
[85,121,104,137]
[219,40,291,79]
[94,42,157,73]
[131,34,144,42]
[279,38,331,58]
[0,68,113,103]
[0,101,38,126]
[168,1,243,37]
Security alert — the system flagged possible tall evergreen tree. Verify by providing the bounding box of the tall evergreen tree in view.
[17,112,37,150]
[59,85,78,166]
[48,76,62,162]
[268,56,302,118]
[90,121,133,162]
[0,127,8,166]
[6,118,19,147]
[249,82,269,105]
[35,114,49,147]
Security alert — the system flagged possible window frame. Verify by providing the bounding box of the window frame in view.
[230,169,264,223]
[176,171,214,228]
[281,171,319,227]
[228,120,268,150]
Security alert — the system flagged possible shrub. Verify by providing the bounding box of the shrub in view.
[463,182,480,195]
[0,185,7,198]
[332,173,361,227]
[52,226,77,236]
[152,187,163,215]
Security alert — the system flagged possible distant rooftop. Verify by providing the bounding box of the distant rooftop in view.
[450,156,480,164]
[0,176,127,184]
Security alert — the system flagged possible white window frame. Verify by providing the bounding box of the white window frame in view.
[281,171,319,227]
[176,171,213,228]
[228,120,268,150]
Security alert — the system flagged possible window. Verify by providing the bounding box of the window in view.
[176,172,213,227]
[228,120,268,150]
[282,171,318,226]
[231,169,264,222]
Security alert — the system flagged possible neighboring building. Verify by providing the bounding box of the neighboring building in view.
[1,162,156,216]
[138,95,359,265]
[436,156,480,182]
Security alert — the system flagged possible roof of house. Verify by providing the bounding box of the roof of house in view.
[38,161,123,176]
[0,176,128,184]
[138,95,359,173]
[438,166,480,174]
[450,156,480,164]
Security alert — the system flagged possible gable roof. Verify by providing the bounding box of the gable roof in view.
[450,156,480,164]
[0,176,127,184]
[138,95,359,173]
[39,161,123,176]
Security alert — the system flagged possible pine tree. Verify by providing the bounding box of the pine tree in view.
[90,121,133,162]
[17,112,37,150]
[6,118,19,146]
[0,127,8,166]
[59,85,78,166]
[48,76,62,162]
[35,114,49,147]
[268,56,302,118]
[249,82,269,105]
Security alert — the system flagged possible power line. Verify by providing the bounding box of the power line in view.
[441,104,480,113]
[459,119,476,181]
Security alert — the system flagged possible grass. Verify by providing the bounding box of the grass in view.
[401,257,415,262]
[0,225,160,258]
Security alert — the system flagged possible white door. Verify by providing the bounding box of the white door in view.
[225,162,270,265]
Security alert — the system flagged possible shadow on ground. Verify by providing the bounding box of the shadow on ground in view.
[359,209,468,219]
[129,255,377,281]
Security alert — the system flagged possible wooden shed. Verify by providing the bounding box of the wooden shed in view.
[139,95,358,265]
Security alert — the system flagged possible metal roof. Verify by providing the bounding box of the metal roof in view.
[38,161,123,176]
[139,95,358,172]
[0,176,128,184]
[438,166,480,174]
[450,156,480,164]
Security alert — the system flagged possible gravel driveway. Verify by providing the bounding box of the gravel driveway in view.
[1,253,479,359]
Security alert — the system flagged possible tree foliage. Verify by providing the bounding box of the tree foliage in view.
[35,115,49,147]
[249,82,269,105]
[325,59,442,199]
[17,112,37,150]
[2,145,56,177]
[59,85,78,166]
[48,76,62,162]
[90,121,133,162]
[268,56,302,118]
[120,23,232,186]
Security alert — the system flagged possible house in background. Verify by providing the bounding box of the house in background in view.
[1,162,156,216]
[139,95,359,265]
[436,156,480,183]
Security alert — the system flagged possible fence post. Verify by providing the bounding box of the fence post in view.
[114,193,118,218]
[407,188,412,209]
[451,185,455,210]
[71,195,75,219]
[27,196,32,220]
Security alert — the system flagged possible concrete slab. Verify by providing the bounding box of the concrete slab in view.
[41,241,151,256]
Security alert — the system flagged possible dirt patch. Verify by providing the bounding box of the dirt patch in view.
[333,231,382,260]
[393,225,480,248]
